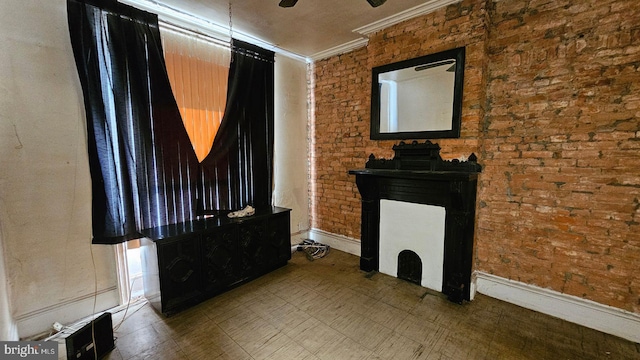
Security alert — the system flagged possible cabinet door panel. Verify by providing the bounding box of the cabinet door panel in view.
[202,225,238,294]
[238,218,268,278]
[267,212,292,265]
[157,235,202,311]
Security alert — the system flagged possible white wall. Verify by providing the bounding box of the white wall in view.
[0,0,310,340]
[273,55,310,234]
[0,0,119,339]
[0,228,18,340]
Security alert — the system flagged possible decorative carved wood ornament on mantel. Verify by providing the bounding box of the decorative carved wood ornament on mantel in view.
[349,141,481,303]
[365,140,481,172]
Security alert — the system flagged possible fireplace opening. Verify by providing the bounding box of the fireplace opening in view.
[379,199,445,292]
[397,250,422,286]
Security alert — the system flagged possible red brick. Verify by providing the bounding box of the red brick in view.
[313,0,640,314]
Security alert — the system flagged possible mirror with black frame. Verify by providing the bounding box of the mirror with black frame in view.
[370,47,465,140]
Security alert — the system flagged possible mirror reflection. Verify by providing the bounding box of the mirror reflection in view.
[371,47,465,140]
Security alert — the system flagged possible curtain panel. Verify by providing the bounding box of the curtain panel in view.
[199,40,275,212]
[68,0,199,244]
[68,0,275,244]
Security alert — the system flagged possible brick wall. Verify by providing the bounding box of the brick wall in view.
[480,0,640,312]
[312,0,640,313]
[312,47,371,239]
[312,0,488,239]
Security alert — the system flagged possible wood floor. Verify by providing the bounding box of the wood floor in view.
[106,249,639,360]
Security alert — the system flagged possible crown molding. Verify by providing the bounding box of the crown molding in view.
[121,0,309,62]
[353,0,462,36]
[312,0,461,61]
[120,0,461,63]
[310,38,370,61]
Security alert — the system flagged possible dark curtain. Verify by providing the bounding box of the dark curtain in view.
[68,0,199,244]
[68,1,275,244]
[199,40,275,211]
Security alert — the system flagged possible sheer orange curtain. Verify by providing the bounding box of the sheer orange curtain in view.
[160,26,231,162]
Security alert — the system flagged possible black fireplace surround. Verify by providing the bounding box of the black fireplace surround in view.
[349,141,481,303]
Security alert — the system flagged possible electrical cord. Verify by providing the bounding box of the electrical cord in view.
[295,239,330,260]
[46,245,143,359]
[112,277,139,332]
[89,244,98,359]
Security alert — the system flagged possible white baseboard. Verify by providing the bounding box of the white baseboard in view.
[475,272,640,343]
[16,286,120,340]
[298,228,361,257]
[290,230,640,343]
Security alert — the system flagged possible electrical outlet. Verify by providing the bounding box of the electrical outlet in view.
[53,322,64,331]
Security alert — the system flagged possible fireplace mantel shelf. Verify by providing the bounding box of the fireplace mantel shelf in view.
[348,168,478,180]
[349,141,480,303]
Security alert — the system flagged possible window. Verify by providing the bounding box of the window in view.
[161,26,231,162]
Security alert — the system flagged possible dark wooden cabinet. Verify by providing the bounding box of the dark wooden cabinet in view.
[140,207,291,315]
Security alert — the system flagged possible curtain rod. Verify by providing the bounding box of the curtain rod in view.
[159,19,231,50]
[159,20,274,63]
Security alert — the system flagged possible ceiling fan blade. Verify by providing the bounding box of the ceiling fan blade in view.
[279,0,299,7]
[366,0,387,7]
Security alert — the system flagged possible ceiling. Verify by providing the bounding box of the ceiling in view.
[124,0,460,61]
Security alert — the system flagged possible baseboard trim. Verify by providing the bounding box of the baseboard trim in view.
[16,286,119,340]
[475,272,640,343]
[291,230,640,343]
[300,229,361,257]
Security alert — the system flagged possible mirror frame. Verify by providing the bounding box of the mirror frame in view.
[370,47,465,140]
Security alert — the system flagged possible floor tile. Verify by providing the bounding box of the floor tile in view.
[373,331,433,360]
[315,336,374,360]
[99,249,639,360]
[289,317,346,354]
